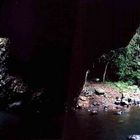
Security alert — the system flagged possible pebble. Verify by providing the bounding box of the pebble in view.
[114,111,122,115]
[89,110,98,115]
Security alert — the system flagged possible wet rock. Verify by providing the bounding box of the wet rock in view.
[115,100,121,105]
[79,96,87,101]
[76,104,82,109]
[121,93,130,105]
[8,101,22,109]
[116,96,120,100]
[114,111,122,115]
[116,97,121,101]
[127,135,140,140]
[77,98,90,108]
[82,86,95,95]
[89,110,98,115]
[104,93,109,98]
[77,101,83,107]
[95,88,105,95]
[104,106,108,111]
[92,101,98,106]
[88,87,95,92]
[121,99,129,105]
[128,98,132,103]
[116,106,122,110]
[92,101,100,106]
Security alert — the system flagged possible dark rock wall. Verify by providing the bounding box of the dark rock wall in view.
[0,0,140,109]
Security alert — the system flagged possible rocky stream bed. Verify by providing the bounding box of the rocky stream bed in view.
[76,82,140,115]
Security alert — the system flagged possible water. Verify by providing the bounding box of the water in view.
[1,107,140,140]
[64,107,140,140]
[0,111,64,139]
[0,111,20,139]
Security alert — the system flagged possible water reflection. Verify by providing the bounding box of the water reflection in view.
[64,107,140,140]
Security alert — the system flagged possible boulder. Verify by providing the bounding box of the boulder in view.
[115,100,121,105]
[121,99,129,105]
[82,86,95,95]
[95,88,105,95]
[77,96,90,108]
[79,96,87,101]
[104,93,109,98]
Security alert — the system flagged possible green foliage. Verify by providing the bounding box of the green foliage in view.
[113,81,130,92]
[105,81,138,93]
[99,28,140,85]
[114,32,140,85]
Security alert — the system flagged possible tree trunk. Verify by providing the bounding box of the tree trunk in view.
[103,62,109,82]
[84,69,90,84]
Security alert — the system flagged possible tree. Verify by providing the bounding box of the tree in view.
[99,50,118,82]
[99,26,140,85]
[114,31,140,85]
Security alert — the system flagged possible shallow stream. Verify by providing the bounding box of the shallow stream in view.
[64,107,140,140]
